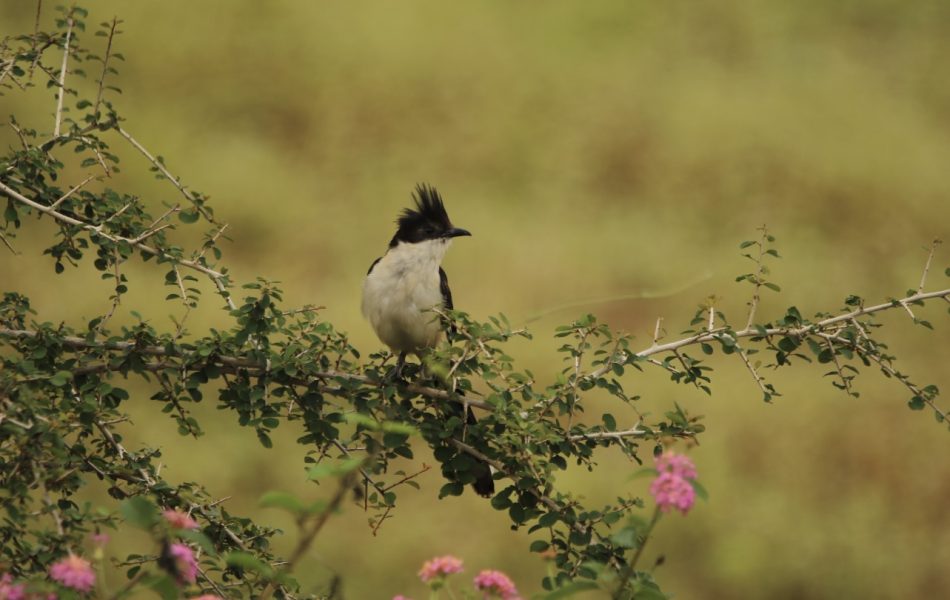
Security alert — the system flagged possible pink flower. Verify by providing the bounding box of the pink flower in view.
[473,570,521,599]
[418,555,463,583]
[1,574,27,600]
[654,452,697,480]
[392,596,412,600]
[163,509,199,530]
[650,471,696,514]
[90,533,110,547]
[167,543,198,585]
[48,554,96,593]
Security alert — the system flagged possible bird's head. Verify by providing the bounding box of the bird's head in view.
[389,184,471,248]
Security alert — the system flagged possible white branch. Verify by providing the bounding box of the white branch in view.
[53,18,73,138]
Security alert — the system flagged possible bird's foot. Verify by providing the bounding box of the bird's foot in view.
[384,352,408,382]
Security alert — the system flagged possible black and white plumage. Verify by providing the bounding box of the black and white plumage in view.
[361,184,469,356]
[361,184,495,497]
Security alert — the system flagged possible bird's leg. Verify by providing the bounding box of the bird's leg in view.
[386,351,408,381]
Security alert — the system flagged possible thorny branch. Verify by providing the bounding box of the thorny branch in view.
[53,16,73,137]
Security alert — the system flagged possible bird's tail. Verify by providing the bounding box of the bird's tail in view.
[466,406,496,498]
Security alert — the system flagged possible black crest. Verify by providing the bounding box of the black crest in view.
[389,183,454,247]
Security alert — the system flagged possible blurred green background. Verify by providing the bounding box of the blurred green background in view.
[3,1,950,598]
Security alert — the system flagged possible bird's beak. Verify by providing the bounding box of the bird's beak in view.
[446,227,472,238]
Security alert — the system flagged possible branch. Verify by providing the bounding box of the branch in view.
[816,331,947,422]
[115,126,216,223]
[917,239,941,294]
[0,180,236,309]
[53,17,73,137]
[568,426,647,442]
[635,287,950,360]
[93,18,118,119]
[257,468,361,600]
[0,328,493,410]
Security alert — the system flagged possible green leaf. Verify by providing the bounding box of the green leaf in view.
[120,496,159,530]
[543,580,601,599]
[144,574,179,600]
[178,529,216,555]
[226,551,273,577]
[49,370,73,387]
[491,492,512,510]
[344,413,379,430]
[689,479,709,501]
[178,209,200,223]
[380,421,418,436]
[439,481,464,498]
[610,527,638,548]
[307,457,365,480]
[259,491,306,514]
[529,540,550,552]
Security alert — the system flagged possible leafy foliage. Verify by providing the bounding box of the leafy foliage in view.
[2,5,949,599]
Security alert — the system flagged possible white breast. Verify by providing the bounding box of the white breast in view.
[361,239,452,353]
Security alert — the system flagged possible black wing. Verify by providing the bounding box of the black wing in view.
[366,257,382,275]
[439,267,453,309]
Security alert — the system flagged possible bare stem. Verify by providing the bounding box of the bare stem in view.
[116,126,215,223]
[614,506,661,598]
[917,239,942,294]
[93,18,118,119]
[257,468,361,600]
[53,17,73,137]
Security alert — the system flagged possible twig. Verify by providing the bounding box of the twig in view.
[636,287,950,360]
[736,347,769,398]
[614,507,661,598]
[132,203,179,243]
[917,239,942,294]
[672,349,700,389]
[8,118,30,150]
[744,227,768,330]
[93,18,118,119]
[257,468,361,600]
[371,504,392,537]
[331,440,386,497]
[95,419,155,485]
[817,332,947,420]
[823,337,853,396]
[95,245,122,333]
[0,231,16,255]
[195,564,227,598]
[382,463,431,492]
[898,300,916,321]
[0,180,234,307]
[652,317,663,346]
[43,493,65,536]
[172,265,189,308]
[49,175,97,210]
[29,0,43,77]
[53,17,73,137]
[116,126,215,222]
[568,426,646,442]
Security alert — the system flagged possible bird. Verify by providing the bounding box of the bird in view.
[361,183,495,497]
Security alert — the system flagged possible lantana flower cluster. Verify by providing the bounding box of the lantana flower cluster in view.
[396,555,522,599]
[0,507,209,599]
[649,451,699,514]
